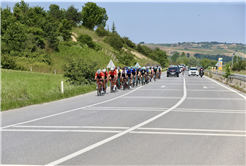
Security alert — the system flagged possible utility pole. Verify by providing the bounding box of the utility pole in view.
[232,53,235,66]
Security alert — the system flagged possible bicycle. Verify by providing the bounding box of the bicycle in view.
[96,79,104,96]
[109,77,116,93]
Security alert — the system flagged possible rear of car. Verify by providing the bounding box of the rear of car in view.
[167,67,179,77]
[188,67,199,76]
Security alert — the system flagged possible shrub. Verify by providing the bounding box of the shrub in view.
[123,37,136,49]
[1,55,17,69]
[106,33,123,51]
[63,58,97,85]
[95,26,108,37]
[77,34,95,49]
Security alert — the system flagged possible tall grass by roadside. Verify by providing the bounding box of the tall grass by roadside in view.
[1,69,96,111]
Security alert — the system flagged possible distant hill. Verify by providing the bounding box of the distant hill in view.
[143,43,246,60]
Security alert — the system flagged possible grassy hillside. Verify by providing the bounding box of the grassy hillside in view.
[12,26,158,74]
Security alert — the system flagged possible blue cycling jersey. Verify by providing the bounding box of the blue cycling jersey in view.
[127,70,132,74]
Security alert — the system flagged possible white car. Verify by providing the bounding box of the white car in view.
[188,67,199,76]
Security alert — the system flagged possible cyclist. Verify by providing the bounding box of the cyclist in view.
[102,69,108,89]
[141,67,146,84]
[117,67,122,89]
[121,67,127,88]
[95,69,105,93]
[127,67,132,88]
[153,67,158,80]
[159,67,162,79]
[132,67,137,86]
[108,67,117,91]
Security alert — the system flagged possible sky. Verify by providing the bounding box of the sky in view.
[1,0,245,44]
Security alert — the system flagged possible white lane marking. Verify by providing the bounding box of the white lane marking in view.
[45,76,187,166]
[1,165,43,166]
[161,85,165,88]
[1,129,121,133]
[174,108,245,112]
[12,125,246,133]
[186,97,244,101]
[138,127,246,133]
[2,86,143,129]
[205,76,246,100]
[187,89,231,92]
[203,86,208,89]
[173,110,245,114]
[13,126,129,129]
[130,131,246,137]
[3,129,245,137]
[121,96,244,101]
[121,96,181,99]
[139,89,183,91]
[85,107,169,112]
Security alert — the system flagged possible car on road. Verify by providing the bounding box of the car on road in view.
[167,66,179,77]
[188,67,199,76]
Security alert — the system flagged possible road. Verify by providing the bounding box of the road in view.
[2,72,246,166]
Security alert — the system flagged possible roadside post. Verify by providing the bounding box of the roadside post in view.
[61,81,64,93]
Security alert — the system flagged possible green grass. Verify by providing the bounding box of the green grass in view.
[1,69,96,111]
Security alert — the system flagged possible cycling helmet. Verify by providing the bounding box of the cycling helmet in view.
[97,69,101,74]
[102,69,106,72]
[122,67,125,70]
[111,67,114,71]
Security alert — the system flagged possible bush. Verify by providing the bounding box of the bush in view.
[123,37,136,49]
[95,26,108,37]
[1,55,17,69]
[63,58,97,85]
[77,34,95,49]
[106,33,123,51]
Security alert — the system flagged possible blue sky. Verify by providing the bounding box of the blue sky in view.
[1,0,245,44]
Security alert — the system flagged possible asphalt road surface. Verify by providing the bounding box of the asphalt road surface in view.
[2,72,246,166]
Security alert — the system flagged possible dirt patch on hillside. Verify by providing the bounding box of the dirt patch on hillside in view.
[71,32,77,42]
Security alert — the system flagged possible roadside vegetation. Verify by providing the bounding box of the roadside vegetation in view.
[1,69,95,111]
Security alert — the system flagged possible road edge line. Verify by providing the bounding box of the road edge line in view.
[204,76,246,100]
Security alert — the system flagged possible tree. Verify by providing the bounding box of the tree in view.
[181,52,186,57]
[200,58,211,69]
[2,22,27,54]
[188,56,199,67]
[14,0,29,14]
[59,19,72,41]
[81,2,108,30]
[171,52,180,62]
[111,22,116,34]
[65,5,82,27]
[186,53,190,57]
[47,4,63,21]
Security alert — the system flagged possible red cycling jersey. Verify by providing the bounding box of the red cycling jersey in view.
[109,70,116,76]
[103,71,108,77]
[95,72,104,77]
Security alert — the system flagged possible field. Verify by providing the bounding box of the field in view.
[144,44,246,58]
[1,69,95,111]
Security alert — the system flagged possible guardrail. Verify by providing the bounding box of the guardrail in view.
[205,70,246,88]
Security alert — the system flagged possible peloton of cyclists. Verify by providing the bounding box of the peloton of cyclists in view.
[95,65,163,95]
